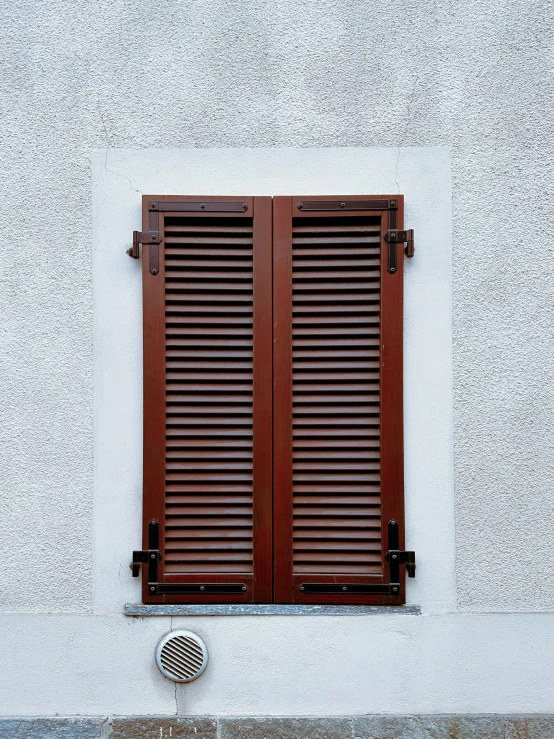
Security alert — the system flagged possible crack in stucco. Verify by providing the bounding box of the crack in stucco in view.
[394,73,420,192]
[169,616,180,716]
[394,145,401,193]
[97,105,142,194]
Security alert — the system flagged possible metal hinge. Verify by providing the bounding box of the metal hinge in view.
[298,199,395,212]
[130,549,161,577]
[127,231,162,259]
[130,519,162,579]
[386,549,416,578]
[127,231,162,275]
[384,229,415,258]
[386,520,416,578]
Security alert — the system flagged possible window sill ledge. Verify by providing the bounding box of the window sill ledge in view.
[124,604,421,617]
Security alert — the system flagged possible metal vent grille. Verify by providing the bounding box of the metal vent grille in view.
[155,630,208,683]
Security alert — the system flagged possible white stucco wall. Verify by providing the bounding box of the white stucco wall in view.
[1,0,553,717]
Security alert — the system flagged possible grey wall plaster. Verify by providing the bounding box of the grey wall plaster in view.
[0,0,553,613]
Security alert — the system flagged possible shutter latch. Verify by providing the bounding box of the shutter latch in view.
[127,231,162,259]
[384,229,415,258]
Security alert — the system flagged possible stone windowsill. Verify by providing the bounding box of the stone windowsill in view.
[124,604,421,616]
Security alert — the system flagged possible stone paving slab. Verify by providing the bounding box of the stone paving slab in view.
[109,717,217,739]
[1,715,553,739]
[220,716,352,739]
[0,718,107,739]
[352,715,508,738]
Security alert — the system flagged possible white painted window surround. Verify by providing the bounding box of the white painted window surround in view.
[92,147,455,615]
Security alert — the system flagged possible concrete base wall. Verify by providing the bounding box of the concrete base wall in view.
[2,612,553,716]
[2,715,554,739]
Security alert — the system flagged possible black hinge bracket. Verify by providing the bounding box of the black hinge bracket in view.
[386,520,416,578]
[299,583,397,595]
[384,229,415,258]
[127,231,162,260]
[298,199,395,211]
[131,519,161,578]
[386,550,416,578]
[153,583,248,595]
[131,549,161,578]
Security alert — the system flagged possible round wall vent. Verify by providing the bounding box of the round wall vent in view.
[155,630,209,683]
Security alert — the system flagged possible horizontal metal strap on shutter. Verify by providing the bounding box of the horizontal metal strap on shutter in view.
[150,201,249,212]
[291,216,382,577]
[297,199,392,211]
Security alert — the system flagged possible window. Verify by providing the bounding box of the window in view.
[130,195,414,605]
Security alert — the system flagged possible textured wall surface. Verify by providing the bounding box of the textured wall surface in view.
[0,0,553,719]
[1,0,552,615]
[1,0,552,614]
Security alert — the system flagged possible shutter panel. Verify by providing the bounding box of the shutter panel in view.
[141,196,273,603]
[273,196,406,605]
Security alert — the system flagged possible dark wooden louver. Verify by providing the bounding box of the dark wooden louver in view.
[141,196,272,603]
[273,196,406,604]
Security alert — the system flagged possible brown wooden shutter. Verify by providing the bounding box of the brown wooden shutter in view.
[141,196,273,603]
[272,196,406,605]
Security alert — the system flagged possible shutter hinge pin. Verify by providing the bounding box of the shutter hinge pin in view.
[386,520,416,578]
[127,231,162,259]
[385,549,416,578]
[130,549,161,577]
[384,228,415,258]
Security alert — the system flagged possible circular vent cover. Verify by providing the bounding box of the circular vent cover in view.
[155,630,209,683]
